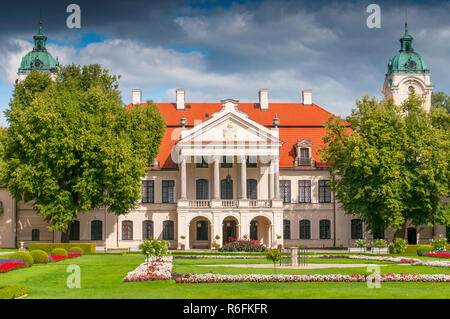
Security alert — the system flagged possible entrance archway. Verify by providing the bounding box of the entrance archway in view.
[189,217,212,249]
[222,217,239,245]
[250,216,272,247]
[407,227,417,245]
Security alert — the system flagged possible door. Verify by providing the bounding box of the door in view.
[250,220,258,240]
[407,227,417,245]
[223,220,237,244]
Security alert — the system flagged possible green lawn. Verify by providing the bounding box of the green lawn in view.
[1,254,449,299]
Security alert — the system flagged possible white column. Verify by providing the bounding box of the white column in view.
[180,156,187,199]
[274,155,280,199]
[269,158,274,200]
[213,156,220,199]
[240,156,247,199]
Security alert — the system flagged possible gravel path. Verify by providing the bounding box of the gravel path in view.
[195,263,391,269]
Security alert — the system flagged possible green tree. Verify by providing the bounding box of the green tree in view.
[431,91,450,113]
[319,94,449,239]
[1,66,165,242]
[266,249,282,274]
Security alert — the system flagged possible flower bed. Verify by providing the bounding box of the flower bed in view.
[176,273,450,284]
[0,260,27,273]
[123,256,173,282]
[219,238,267,252]
[174,255,266,259]
[424,252,450,258]
[49,252,82,262]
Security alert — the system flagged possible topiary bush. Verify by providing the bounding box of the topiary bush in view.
[30,249,49,264]
[70,247,83,254]
[51,248,68,257]
[9,252,33,267]
[28,243,95,254]
[417,246,433,256]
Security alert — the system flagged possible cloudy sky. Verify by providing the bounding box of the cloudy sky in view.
[0,0,449,126]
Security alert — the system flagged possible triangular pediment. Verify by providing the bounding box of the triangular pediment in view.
[178,100,281,145]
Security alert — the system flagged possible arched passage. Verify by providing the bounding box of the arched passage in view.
[250,216,272,247]
[189,216,212,249]
[222,216,239,245]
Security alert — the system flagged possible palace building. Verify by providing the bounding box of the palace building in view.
[0,24,445,249]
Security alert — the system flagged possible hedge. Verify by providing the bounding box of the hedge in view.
[404,244,450,255]
[0,285,27,299]
[28,243,95,254]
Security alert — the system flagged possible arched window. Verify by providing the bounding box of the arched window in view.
[299,220,311,239]
[351,219,363,240]
[319,219,331,239]
[163,220,174,240]
[196,220,208,241]
[221,178,233,200]
[283,219,291,240]
[142,220,154,240]
[91,220,103,241]
[31,229,40,241]
[196,179,209,200]
[122,220,133,240]
[372,225,385,240]
[247,179,257,200]
[69,220,80,241]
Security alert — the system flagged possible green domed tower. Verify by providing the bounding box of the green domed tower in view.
[382,23,433,112]
[17,22,59,82]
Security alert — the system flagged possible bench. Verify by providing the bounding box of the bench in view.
[348,247,367,253]
[370,247,389,254]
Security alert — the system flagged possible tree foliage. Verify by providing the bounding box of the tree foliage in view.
[319,94,449,238]
[432,91,450,113]
[0,65,165,238]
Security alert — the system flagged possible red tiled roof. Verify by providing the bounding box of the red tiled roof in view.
[127,102,350,169]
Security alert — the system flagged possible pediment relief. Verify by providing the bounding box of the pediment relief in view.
[296,138,312,148]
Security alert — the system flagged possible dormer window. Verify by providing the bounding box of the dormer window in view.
[296,139,314,166]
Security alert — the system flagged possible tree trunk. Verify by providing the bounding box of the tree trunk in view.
[393,218,408,239]
[61,230,70,243]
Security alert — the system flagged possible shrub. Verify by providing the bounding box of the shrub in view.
[219,238,267,252]
[356,239,367,248]
[266,249,282,274]
[28,243,95,254]
[389,238,407,254]
[139,239,170,257]
[70,247,83,254]
[431,235,448,252]
[374,239,388,248]
[51,248,68,257]
[9,252,33,267]
[30,250,49,264]
[0,285,27,299]
[416,246,433,256]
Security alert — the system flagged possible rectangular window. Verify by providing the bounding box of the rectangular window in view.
[320,220,331,239]
[31,229,40,241]
[162,180,175,203]
[195,156,208,168]
[246,156,257,168]
[163,221,174,240]
[221,156,233,168]
[280,180,291,203]
[283,220,291,240]
[298,180,311,203]
[319,180,331,203]
[142,180,154,203]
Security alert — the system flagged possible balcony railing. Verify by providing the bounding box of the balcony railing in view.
[249,200,271,207]
[221,200,238,207]
[298,157,313,166]
[188,200,211,208]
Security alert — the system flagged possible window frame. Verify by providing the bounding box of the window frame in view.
[319,219,331,240]
[196,220,208,241]
[142,180,154,203]
[91,220,103,241]
[351,219,363,240]
[283,219,291,240]
[69,220,80,241]
[31,229,40,241]
[299,220,311,239]
[162,180,175,203]
[220,178,233,200]
[122,220,133,240]
[279,180,291,203]
[298,180,311,203]
[196,179,209,200]
[319,180,331,203]
[142,220,154,240]
[163,220,174,240]
[247,179,257,200]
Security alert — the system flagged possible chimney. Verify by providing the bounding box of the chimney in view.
[302,89,312,106]
[259,89,269,110]
[176,88,185,110]
[132,89,142,105]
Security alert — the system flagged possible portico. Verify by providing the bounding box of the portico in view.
[175,99,284,249]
